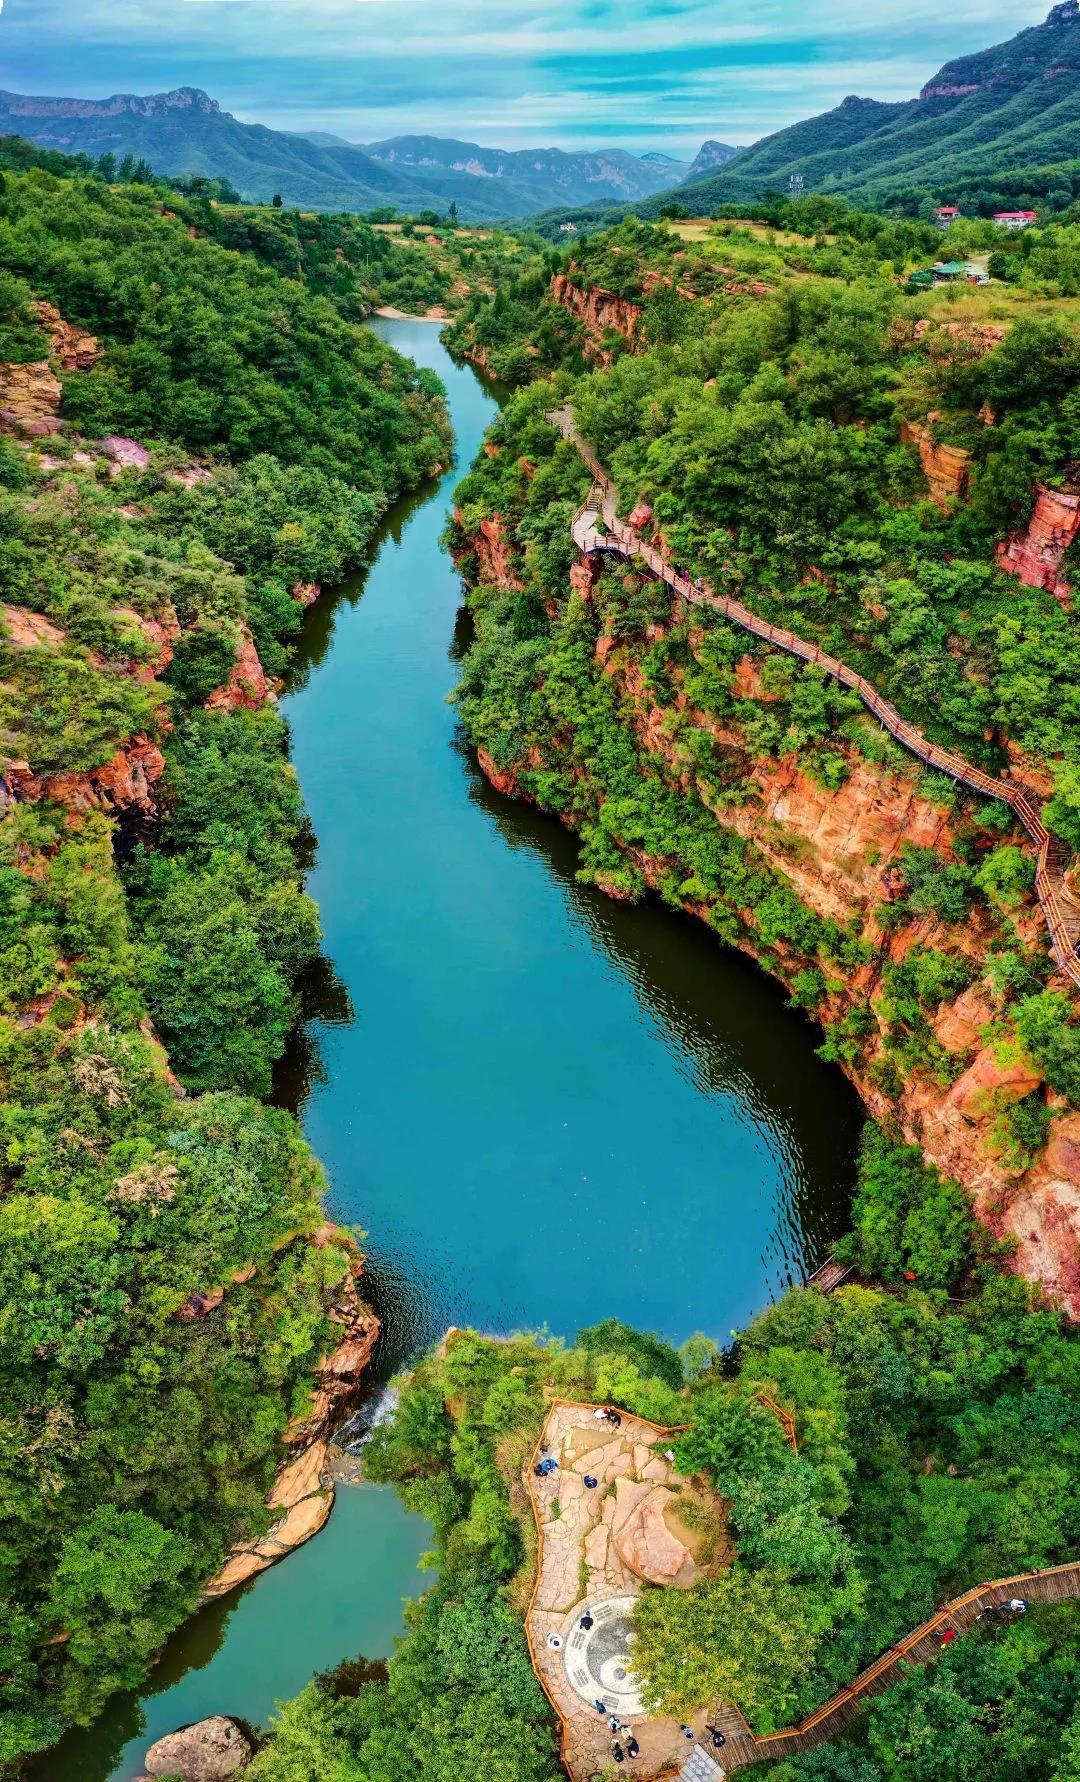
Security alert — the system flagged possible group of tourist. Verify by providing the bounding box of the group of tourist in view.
[591,1704,639,1764]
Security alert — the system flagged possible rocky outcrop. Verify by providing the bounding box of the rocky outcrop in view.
[900,418,971,506]
[612,1484,695,1587]
[33,300,99,374]
[996,484,1080,605]
[0,736,166,822]
[0,359,64,437]
[455,510,524,591]
[201,1225,379,1601]
[205,626,273,713]
[549,273,643,362]
[0,302,100,436]
[142,1716,252,1781]
[101,435,151,471]
[1,604,67,650]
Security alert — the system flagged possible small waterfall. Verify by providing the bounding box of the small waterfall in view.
[337,1385,399,1458]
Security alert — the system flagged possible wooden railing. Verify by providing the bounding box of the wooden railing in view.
[564,464,1080,992]
[713,1557,1080,1768]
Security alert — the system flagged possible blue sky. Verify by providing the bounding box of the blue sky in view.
[0,0,1053,156]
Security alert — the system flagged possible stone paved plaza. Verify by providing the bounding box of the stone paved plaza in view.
[524,1402,718,1780]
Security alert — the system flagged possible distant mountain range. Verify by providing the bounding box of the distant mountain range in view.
[358,134,691,211]
[0,87,711,218]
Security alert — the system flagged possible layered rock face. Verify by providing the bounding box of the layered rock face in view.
[201,1224,379,1600]
[549,273,643,361]
[0,300,99,436]
[454,508,524,591]
[997,484,1080,604]
[0,737,166,823]
[900,418,971,506]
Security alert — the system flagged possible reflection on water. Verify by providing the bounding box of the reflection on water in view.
[38,319,863,1781]
[276,318,863,1376]
[31,1488,430,1782]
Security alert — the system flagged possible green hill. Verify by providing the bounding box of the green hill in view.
[670,0,1080,212]
[526,1,1080,234]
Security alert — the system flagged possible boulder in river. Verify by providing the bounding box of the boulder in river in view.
[144,1715,252,1780]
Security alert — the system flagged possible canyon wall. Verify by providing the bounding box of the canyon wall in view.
[462,510,1080,1318]
[549,273,643,362]
[202,1224,379,1599]
[996,483,1080,605]
[597,629,1080,1318]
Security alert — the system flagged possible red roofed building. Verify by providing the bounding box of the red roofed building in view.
[935,205,961,227]
[993,210,1038,229]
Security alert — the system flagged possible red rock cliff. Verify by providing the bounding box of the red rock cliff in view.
[1,735,166,822]
[464,510,1080,1317]
[550,273,643,362]
[0,301,100,437]
[996,484,1080,605]
[900,418,971,506]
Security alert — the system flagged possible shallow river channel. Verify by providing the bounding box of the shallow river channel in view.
[38,318,863,1781]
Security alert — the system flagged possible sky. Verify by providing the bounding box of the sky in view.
[0,0,1054,157]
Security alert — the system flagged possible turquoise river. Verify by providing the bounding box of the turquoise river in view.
[36,318,863,1782]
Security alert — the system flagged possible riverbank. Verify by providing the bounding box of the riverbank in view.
[372,304,447,320]
[31,317,861,1781]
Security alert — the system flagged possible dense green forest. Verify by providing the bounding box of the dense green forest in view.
[0,133,542,325]
[247,1133,1080,1782]
[4,123,1080,1782]
[0,158,449,1765]
[229,190,1080,1782]
[445,212,1080,1134]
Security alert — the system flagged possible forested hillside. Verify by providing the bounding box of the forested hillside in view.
[445,202,1080,1315]
[237,199,1080,1782]
[0,156,448,1765]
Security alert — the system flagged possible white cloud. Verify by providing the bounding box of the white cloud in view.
[3,0,1054,154]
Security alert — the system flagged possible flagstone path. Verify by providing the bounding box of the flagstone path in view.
[524,1400,720,1781]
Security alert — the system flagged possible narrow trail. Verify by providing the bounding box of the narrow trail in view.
[547,407,1080,992]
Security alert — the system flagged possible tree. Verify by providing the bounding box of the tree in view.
[272,193,283,208]
[633,1568,823,1727]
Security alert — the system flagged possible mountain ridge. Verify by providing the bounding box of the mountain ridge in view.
[521,3,1080,233]
[0,87,696,217]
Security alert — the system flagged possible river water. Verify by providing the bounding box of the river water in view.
[38,319,863,1781]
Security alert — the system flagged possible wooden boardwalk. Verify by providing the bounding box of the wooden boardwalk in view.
[548,409,1080,991]
[517,1390,1080,1778]
[695,1557,1080,1772]
[805,1255,854,1295]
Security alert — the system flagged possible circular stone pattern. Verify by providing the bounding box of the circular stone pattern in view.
[563,1595,644,1717]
